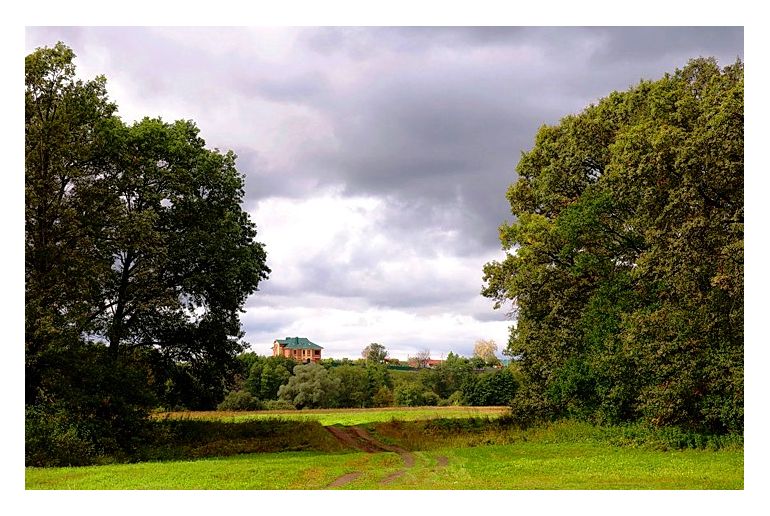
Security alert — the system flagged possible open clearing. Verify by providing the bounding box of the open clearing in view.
[26,409,743,490]
[26,439,742,490]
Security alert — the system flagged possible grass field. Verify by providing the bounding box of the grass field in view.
[154,405,510,426]
[26,411,744,490]
[26,441,743,489]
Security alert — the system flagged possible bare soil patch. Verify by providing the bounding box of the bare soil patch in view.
[325,425,418,487]
[327,471,361,488]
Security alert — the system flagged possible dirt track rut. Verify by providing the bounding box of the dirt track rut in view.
[324,425,422,488]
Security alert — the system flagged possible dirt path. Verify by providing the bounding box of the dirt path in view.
[324,425,422,488]
[327,471,361,488]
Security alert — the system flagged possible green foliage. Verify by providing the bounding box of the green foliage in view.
[362,342,388,363]
[327,362,393,408]
[482,58,743,433]
[447,390,465,406]
[25,343,156,466]
[463,369,519,406]
[25,42,270,458]
[329,364,368,407]
[422,352,474,399]
[393,384,438,407]
[262,400,297,411]
[25,404,97,467]
[243,355,295,400]
[372,386,395,407]
[278,363,342,409]
[217,390,263,411]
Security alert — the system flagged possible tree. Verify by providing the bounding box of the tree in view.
[25,42,118,405]
[278,363,341,409]
[482,58,743,433]
[244,356,295,401]
[463,369,518,406]
[329,364,368,407]
[393,384,437,407]
[473,339,500,366]
[423,352,473,398]
[412,349,431,368]
[25,42,271,460]
[372,386,395,407]
[362,342,388,363]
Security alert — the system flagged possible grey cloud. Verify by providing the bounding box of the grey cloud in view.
[25,27,744,346]
[588,27,743,67]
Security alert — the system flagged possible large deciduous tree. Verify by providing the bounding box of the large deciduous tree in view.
[25,42,118,405]
[26,42,270,434]
[482,58,743,433]
[278,363,341,409]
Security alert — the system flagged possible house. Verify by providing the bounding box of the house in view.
[272,337,323,363]
[407,357,445,368]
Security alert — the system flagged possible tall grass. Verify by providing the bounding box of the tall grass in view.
[373,417,744,452]
[156,406,509,426]
[96,418,347,465]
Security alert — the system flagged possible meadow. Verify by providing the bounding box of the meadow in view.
[26,437,743,490]
[26,409,743,490]
[154,405,510,426]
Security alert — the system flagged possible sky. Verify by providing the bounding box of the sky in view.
[24,26,744,360]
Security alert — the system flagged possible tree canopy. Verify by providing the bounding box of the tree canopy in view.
[482,58,743,433]
[473,339,500,366]
[25,43,270,460]
[362,342,388,363]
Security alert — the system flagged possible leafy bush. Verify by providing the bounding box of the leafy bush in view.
[463,369,518,406]
[217,390,262,411]
[422,391,440,406]
[278,363,341,409]
[262,400,296,411]
[447,390,465,406]
[372,386,394,407]
[25,404,97,467]
[394,384,438,407]
[25,344,154,466]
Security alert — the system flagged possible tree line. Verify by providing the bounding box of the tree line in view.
[482,58,743,434]
[218,347,518,411]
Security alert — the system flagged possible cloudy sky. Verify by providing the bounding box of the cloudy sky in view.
[25,26,743,360]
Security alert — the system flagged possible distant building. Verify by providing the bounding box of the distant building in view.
[272,337,323,363]
[407,357,444,368]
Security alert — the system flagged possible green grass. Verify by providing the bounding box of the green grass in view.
[154,406,510,426]
[26,416,743,490]
[26,441,742,490]
[392,444,742,489]
[26,451,400,489]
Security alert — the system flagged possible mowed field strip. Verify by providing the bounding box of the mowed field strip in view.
[153,406,510,426]
[26,441,743,490]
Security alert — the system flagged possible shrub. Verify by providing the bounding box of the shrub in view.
[447,390,465,406]
[217,390,262,411]
[262,399,296,411]
[278,362,341,409]
[394,384,439,407]
[372,386,395,407]
[25,404,97,467]
[422,391,440,406]
[464,369,518,406]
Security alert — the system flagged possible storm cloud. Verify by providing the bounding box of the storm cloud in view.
[25,27,743,358]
